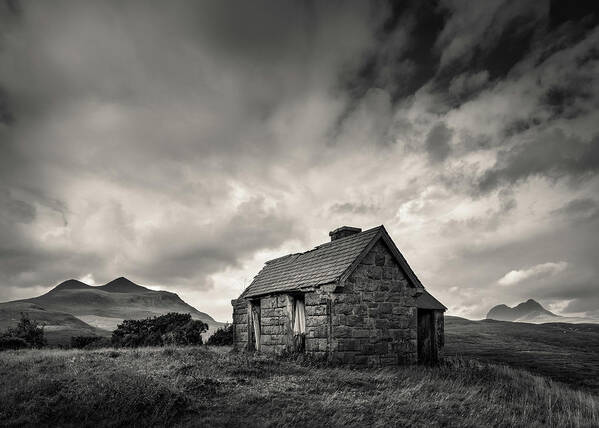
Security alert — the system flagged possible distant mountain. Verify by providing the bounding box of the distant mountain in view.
[487,299,557,322]
[1,277,224,344]
[96,277,150,293]
[486,299,597,324]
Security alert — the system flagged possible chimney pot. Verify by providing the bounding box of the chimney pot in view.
[329,226,362,241]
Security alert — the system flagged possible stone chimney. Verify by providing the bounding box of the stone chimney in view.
[329,226,362,241]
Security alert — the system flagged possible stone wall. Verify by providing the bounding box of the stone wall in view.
[259,295,293,354]
[329,239,418,366]
[231,298,248,351]
[305,290,331,358]
[231,238,424,365]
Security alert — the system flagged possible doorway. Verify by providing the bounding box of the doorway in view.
[417,308,437,364]
[249,300,261,351]
[292,294,306,352]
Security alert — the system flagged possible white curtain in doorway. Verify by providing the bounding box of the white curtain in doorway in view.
[251,303,261,351]
[293,299,305,334]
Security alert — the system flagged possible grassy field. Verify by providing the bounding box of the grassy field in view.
[0,347,597,427]
[444,316,599,393]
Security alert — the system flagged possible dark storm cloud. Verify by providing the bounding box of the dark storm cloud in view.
[552,198,599,222]
[0,189,35,224]
[478,130,599,193]
[329,202,380,215]
[425,122,453,162]
[541,84,592,119]
[1,0,598,320]
[337,0,448,121]
[0,0,384,303]
[130,197,297,286]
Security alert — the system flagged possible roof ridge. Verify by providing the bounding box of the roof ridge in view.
[264,253,300,265]
[314,225,382,249]
[262,225,383,264]
[242,225,386,298]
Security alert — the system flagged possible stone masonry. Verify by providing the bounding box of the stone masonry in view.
[231,298,248,350]
[329,240,418,365]
[259,295,292,354]
[231,238,421,366]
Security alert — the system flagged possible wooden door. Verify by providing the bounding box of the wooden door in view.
[417,309,435,364]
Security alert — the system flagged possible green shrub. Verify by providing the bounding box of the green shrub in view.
[0,336,29,351]
[112,313,208,348]
[206,324,233,346]
[71,336,105,349]
[2,313,46,349]
[83,337,111,349]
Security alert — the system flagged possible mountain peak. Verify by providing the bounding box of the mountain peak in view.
[52,279,92,292]
[515,299,543,310]
[487,299,557,322]
[97,277,149,293]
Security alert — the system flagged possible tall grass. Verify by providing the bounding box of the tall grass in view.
[0,347,597,427]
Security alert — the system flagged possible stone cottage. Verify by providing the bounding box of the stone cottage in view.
[231,225,446,365]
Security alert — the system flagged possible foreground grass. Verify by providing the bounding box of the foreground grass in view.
[0,347,597,427]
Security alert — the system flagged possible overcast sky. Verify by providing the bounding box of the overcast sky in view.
[1,0,598,322]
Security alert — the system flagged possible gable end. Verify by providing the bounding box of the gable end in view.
[339,226,424,291]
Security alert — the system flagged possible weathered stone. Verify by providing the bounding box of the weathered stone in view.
[305,304,327,316]
[231,231,444,366]
[331,314,345,325]
[361,291,375,302]
[362,252,375,265]
[351,304,367,316]
[335,303,352,315]
[311,325,328,338]
[374,342,388,354]
[305,292,328,306]
[306,315,327,327]
[380,302,393,313]
[374,319,388,329]
[367,266,383,280]
[346,315,362,326]
[351,329,369,338]
[383,267,395,280]
[372,292,384,302]
[333,325,351,338]
[262,325,282,335]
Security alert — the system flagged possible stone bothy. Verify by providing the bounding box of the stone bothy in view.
[231,225,446,366]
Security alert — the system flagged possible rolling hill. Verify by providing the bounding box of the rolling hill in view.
[1,277,224,344]
[444,315,599,393]
[0,301,105,346]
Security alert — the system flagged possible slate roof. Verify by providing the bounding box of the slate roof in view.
[241,225,424,299]
[415,290,447,311]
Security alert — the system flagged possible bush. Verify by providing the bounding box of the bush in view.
[206,324,233,346]
[0,336,29,351]
[83,337,112,349]
[112,313,208,348]
[1,313,46,349]
[71,336,105,349]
